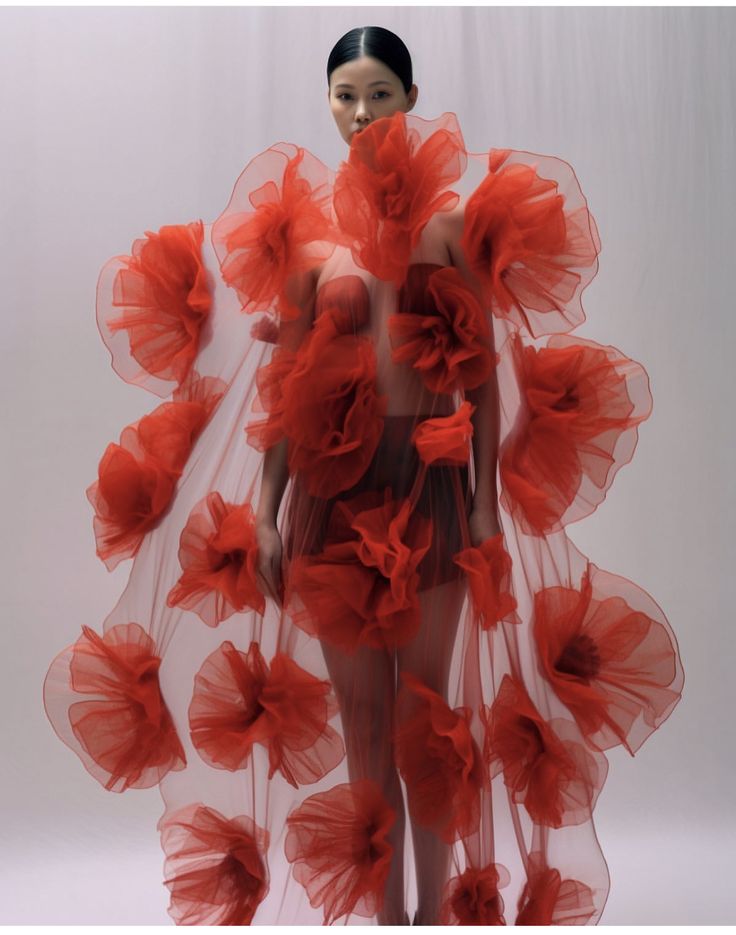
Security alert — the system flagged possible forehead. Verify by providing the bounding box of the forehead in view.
[330,56,397,89]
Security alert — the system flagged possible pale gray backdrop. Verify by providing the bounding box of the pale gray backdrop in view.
[1,4,733,925]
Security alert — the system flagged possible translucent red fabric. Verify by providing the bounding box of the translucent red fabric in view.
[42,110,684,925]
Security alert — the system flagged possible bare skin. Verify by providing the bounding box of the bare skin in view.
[255,56,502,925]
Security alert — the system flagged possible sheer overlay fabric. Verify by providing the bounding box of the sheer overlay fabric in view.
[43,111,683,925]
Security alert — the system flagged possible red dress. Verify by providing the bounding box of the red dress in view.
[42,111,684,925]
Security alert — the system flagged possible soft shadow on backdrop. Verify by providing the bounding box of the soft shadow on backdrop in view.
[1,5,732,925]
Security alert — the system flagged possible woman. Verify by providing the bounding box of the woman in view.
[43,25,684,926]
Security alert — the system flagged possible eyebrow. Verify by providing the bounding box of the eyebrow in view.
[334,81,392,90]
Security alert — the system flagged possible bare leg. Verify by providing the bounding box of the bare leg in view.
[319,639,407,925]
[396,577,467,926]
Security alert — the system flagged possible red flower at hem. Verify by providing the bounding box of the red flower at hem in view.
[438,862,511,925]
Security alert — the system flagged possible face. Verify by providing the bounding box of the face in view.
[328,54,418,146]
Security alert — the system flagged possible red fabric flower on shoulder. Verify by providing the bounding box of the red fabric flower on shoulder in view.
[42,622,186,792]
[389,264,494,394]
[499,332,652,536]
[481,674,608,827]
[96,220,212,397]
[438,862,511,924]
[86,371,226,570]
[212,144,338,322]
[166,491,265,623]
[515,850,597,925]
[460,147,601,337]
[158,802,270,925]
[393,671,486,843]
[284,779,397,923]
[188,639,345,787]
[287,489,433,654]
[452,533,520,630]
[533,562,684,754]
[412,401,475,466]
[334,111,466,287]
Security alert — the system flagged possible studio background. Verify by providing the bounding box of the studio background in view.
[0,5,732,925]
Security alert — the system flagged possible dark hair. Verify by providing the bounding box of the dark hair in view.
[326,26,413,94]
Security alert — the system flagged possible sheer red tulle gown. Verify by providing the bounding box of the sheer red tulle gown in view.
[42,111,684,925]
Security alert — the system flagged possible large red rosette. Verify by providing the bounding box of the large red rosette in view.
[158,802,270,925]
[188,639,344,787]
[460,147,601,337]
[411,401,476,466]
[499,332,652,535]
[166,491,265,623]
[481,674,608,827]
[284,779,396,923]
[393,671,486,843]
[438,862,511,925]
[389,264,494,394]
[42,622,186,792]
[515,850,596,925]
[533,563,684,755]
[85,370,226,570]
[452,533,520,630]
[211,144,338,322]
[96,220,212,397]
[333,111,466,287]
[287,489,433,654]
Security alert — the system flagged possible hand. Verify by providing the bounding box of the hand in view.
[255,519,285,608]
[467,503,503,548]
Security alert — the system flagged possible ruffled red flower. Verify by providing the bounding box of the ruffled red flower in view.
[533,563,684,754]
[460,147,601,337]
[499,332,652,535]
[333,111,466,287]
[515,850,596,925]
[481,674,608,827]
[188,639,344,786]
[166,491,265,623]
[244,344,299,451]
[393,671,485,843]
[43,622,186,792]
[315,274,371,334]
[412,401,476,466]
[280,326,388,497]
[438,862,511,925]
[96,220,212,397]
[250,313,280,344]
[284,779,396,923]
[389,264,494,394]
[158,802,270,925]
[86,372,225,570]
[211,144,338,322]
[287,489,433,654]
[452,533,520,630]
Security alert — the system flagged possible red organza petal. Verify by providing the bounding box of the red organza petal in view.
[96,220,212,397]
[438,862,511,924]
[188,639,344,786]
[452,533,521,629]
[158,802,270,925]
[284,779,397,923]
[389,264,494,394]
[287,490,432,654]
[334,112,466,287]
[460,147,601,337]
[43,622,186,792]
[499,331,652,535]
[515,851,596,925]
[411,401,475,466]
[280,326,388,497]
[166,491,265,623]
[211,144,339,322]
[533,561,684,754]
[482,674,608,827]
[393,671,485,843]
